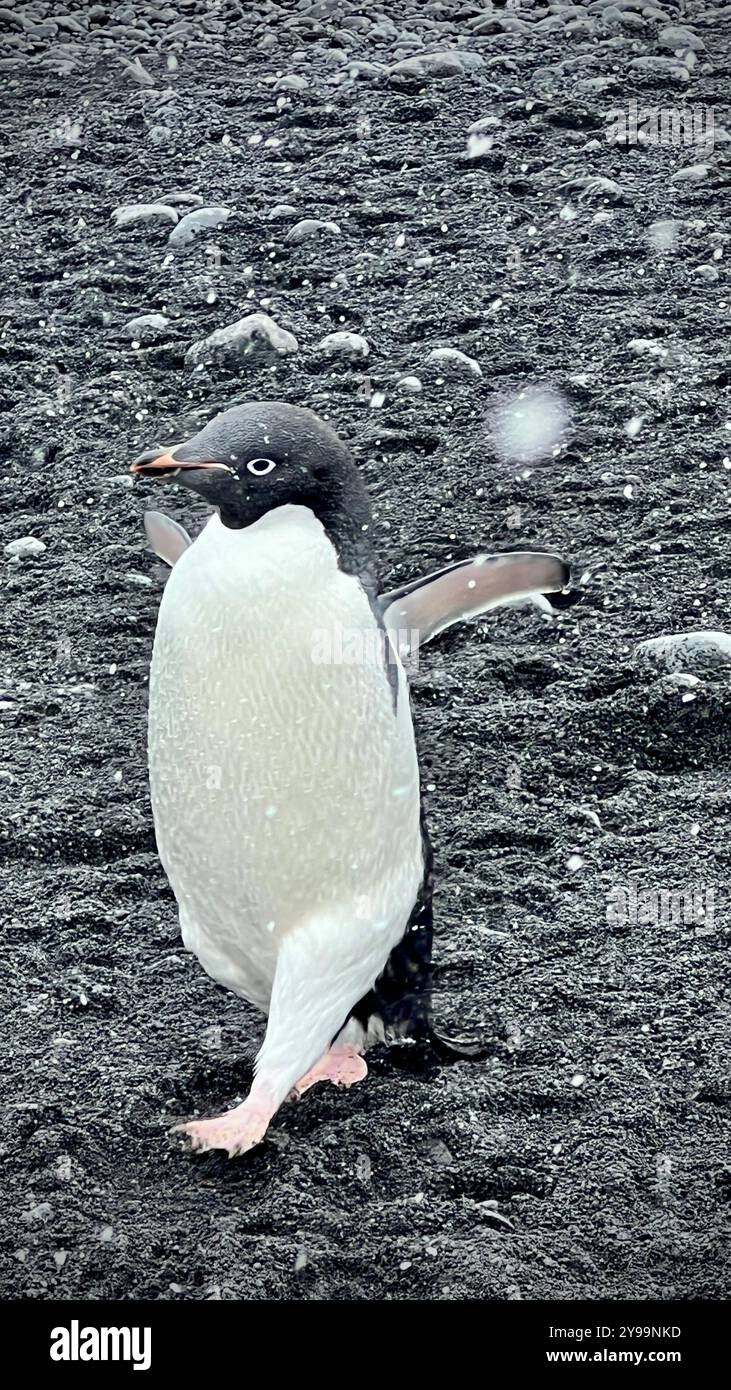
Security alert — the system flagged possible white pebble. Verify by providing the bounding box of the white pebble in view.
[317,331,369,359]
[122,314,170,340]
[286,218,341,245]
[111,203,178,228]
[5,536,46,558]
[636,631,731,672]
[396,375,423,393]
[169,207,231,247]
[425,347,481,378]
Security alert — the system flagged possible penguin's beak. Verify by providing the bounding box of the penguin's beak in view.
[130,449,233,480]
[130,449,184,479]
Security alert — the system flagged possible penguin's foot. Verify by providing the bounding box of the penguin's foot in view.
[294,1044,368,1097]
[173,1097,273,1158]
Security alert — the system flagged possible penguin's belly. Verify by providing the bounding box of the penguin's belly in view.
[148,510,423,1010]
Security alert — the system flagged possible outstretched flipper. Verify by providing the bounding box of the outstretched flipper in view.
[380,551,572,657]
[142,516,573,631]
[144,510,192,566]
[142,519,578,656]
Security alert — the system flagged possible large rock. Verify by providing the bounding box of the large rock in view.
[389,50,485,81]
[635,632,731,673]
[186,313,298,368]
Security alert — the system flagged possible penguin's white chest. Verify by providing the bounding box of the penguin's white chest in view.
[148,508,423,1010]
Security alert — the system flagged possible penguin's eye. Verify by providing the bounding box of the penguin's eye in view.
[246,457,277,477]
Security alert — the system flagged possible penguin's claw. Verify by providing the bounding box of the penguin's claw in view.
[428,1025,491,1062]
[294,1044,368,1097]
[173,1100,272,1158]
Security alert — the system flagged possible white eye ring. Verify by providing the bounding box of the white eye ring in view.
[247,457,277,476]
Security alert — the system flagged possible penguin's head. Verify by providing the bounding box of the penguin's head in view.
[130,401,371,539]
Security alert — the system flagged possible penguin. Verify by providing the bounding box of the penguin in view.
[130,402,572,1157]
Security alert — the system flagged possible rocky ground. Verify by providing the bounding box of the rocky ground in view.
[1,0,730,1301]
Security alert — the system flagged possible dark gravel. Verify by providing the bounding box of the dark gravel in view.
[1,0,730,1301]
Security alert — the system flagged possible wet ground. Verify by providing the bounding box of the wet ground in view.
[1,0,730,1300]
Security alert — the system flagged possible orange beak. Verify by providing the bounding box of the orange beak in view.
[130,450,235,479]
[130,450,183,478]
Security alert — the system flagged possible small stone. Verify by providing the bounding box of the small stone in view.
[286,218,341,245]
[122,314,170,340]
[658,25,705,53]
[111,203,179,228]
[389,50,484,81]
[671,164,710,183]
[396,375,423,393]
[627,338,667,359]
[274,74,308,92]
[268,204,298,220]
[5,536,46,558]
[425,347,481,378]
[317,331,369,358]
[168,207,231,247]
[355,1153,372,1182]
[691,265,719,283]
[22,1202,52,1224]
[340,60,388,81]
[629,57,690,82]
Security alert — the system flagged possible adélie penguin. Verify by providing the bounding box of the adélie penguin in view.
[130,401,572,1157]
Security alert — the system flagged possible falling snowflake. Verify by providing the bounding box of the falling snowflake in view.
[488,386,571,465]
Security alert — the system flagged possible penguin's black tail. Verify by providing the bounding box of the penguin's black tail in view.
[347,830,489,1061]
[348,886,434,1045]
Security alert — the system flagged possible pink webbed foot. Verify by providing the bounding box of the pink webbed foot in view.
[294,1044,368,1097]
[174,1097,273,1158]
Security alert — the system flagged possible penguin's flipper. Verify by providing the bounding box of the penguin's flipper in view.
[380,551,571,656]
[144,511,192,567]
